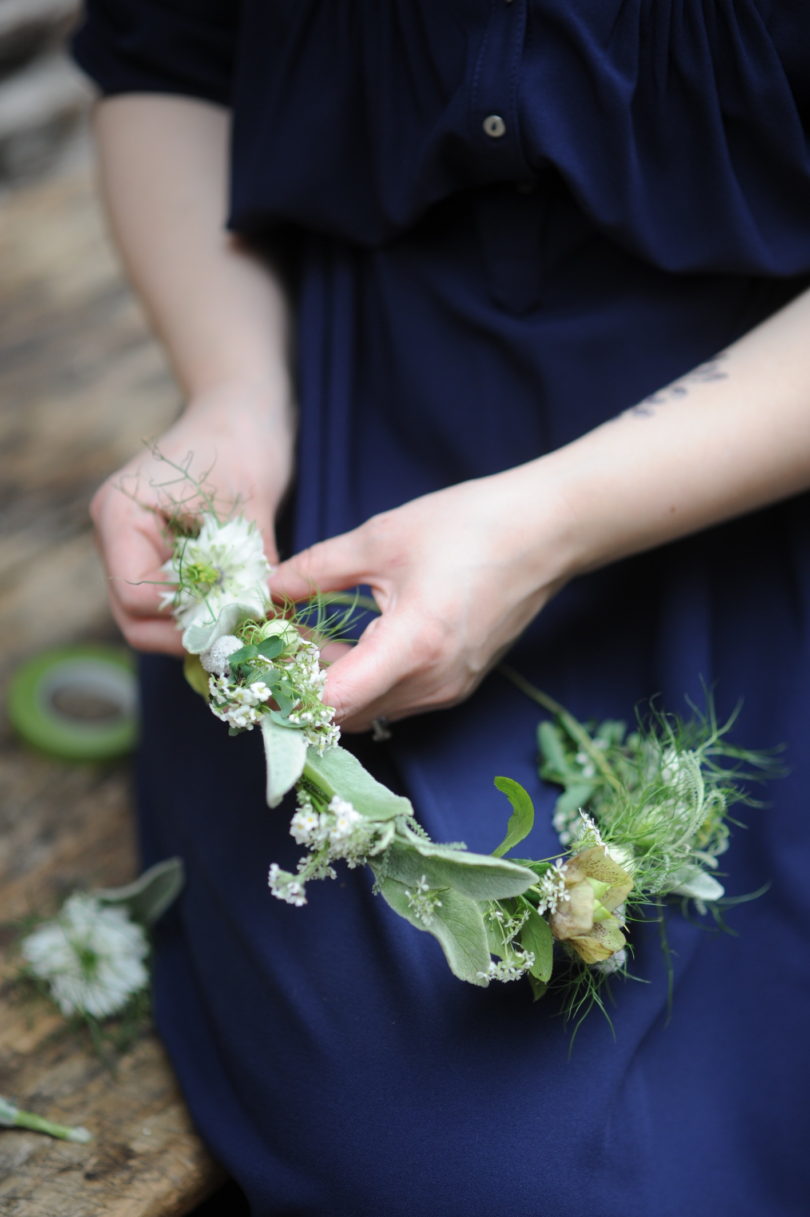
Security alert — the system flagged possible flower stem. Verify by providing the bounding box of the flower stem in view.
[0,1096,92,1143]
[498,666,623,795]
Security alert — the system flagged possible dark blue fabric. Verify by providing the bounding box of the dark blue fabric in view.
[74,4,810,1214]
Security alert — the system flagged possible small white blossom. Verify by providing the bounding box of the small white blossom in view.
[290,807,324,846]
[476,950,536,984]
[267,863,307,907]
[327,797,363,845]
[21,894,149,1019]
[404,875,444,926]
[535,859,570,916]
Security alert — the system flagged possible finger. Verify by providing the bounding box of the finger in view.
[108,606,185,655]
[271,529,375,603]
[322,610,445,727]
[101,523,173,619]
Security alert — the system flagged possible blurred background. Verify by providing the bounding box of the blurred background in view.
[0,0,177,911]
[0,7,224,1211]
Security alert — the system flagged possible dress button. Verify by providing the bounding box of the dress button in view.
[483,114,507,139]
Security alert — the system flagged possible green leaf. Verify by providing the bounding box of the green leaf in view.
[302,745,416,822]
[97,857,185,926]
[382,840,536,902]
[261,717,308,807]
[256,636,285,660]
[528,975,548,1002]
[553,782,597,819]
[183,653,210,701]
[227,643,259,671]
[373,873,491,985]
[518,906,554,982]
[537,720,574,778]
[491,776,535,857]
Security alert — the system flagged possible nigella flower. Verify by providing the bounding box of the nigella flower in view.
[21,894,149,1019]
[161,515,271,630]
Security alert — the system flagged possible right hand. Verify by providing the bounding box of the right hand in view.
[90,383,294,653]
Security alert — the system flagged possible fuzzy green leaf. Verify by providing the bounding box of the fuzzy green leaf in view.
[491,776,535,857]
[537,720,573,777]
[182,601,260,655]
[553,782,598,819]
[96,857,185,926]
[374,874,491,985]
[262,717,308,807]
[383,840,536,901]
[518,906,554,982]
[302,745,415,822]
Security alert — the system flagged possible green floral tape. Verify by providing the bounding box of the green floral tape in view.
[7,645,138,761]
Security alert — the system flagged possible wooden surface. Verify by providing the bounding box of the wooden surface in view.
[0,149,224,1214]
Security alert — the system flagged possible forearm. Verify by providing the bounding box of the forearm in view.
[93,94,295,488]
[523,285,810,579]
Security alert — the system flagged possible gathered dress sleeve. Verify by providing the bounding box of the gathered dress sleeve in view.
[71,0,238,106]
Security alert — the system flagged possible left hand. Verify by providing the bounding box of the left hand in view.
[269,470,574,731]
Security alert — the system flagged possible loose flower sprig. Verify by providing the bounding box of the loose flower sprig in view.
[159,494,775,1020]
[18,859,184,1046]
[0,1095,91,1144]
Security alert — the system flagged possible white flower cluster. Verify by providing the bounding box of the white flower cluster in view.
[209,674,273,731]
[161,515,271,629]
[476,949,536,984]
[289,793,378,868]
[268,793,389,908]
[267,863,307,907]
[404,875,444,926]
[21,894,149,1019]
[534,859,570,916]
[283,641,340,752]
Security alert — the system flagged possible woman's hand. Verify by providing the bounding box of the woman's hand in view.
[270,470,575,731]
[91,382,293,653]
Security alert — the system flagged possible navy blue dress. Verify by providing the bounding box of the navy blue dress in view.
[74,5,810,1215]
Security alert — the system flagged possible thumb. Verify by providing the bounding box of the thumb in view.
[322,610,427,727]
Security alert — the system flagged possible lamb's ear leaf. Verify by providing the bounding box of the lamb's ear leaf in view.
[262,717,308,807]
[302,745,415,822]
[96,857,185,925]
[373,873,491,986]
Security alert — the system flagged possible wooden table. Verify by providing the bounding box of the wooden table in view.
[0,148,224,1215]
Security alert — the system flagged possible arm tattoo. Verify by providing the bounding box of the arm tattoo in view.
[625,352,729,418]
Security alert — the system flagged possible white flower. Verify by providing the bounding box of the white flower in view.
[535,859,570,916]
[267,863,307,907]
[21,894,149,1019]
[404,874,444,926]
[327,797,362,844]
[476,950,536,984]
[161,515,271,629]
[290,807,324,846]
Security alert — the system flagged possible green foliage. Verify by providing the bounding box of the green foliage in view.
[491,776,535,857]
[374,875,491,985]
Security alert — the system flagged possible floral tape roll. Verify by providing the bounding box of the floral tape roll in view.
[7,645,138,761]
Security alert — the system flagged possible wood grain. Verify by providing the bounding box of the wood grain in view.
[0,146,224,1215]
